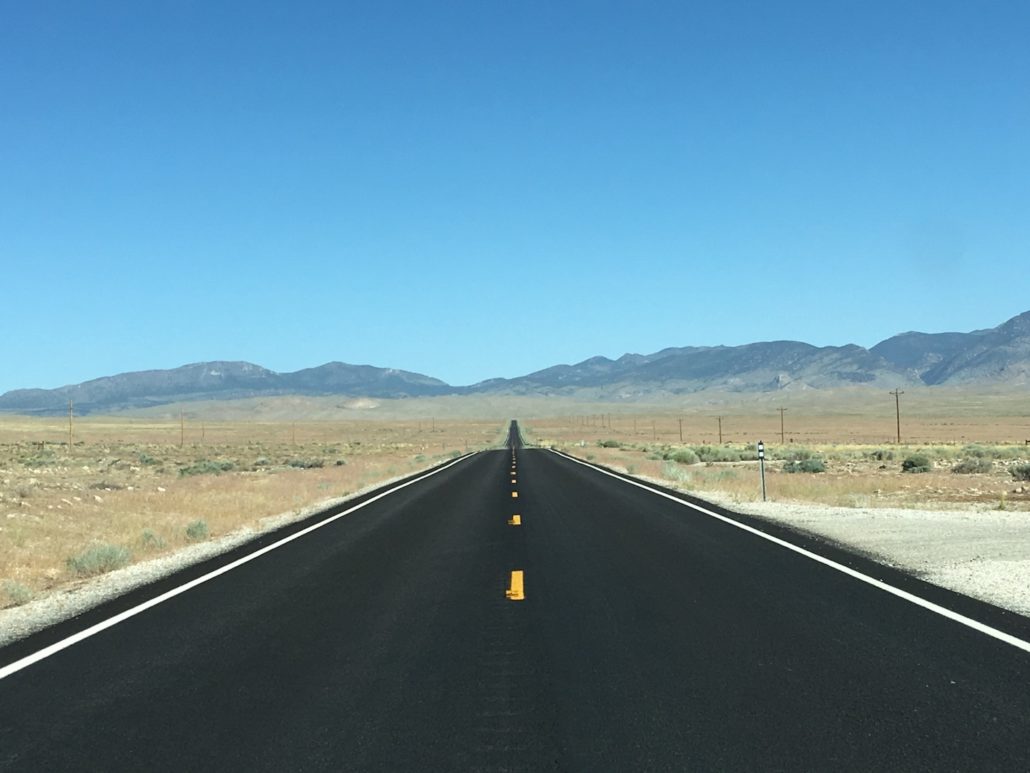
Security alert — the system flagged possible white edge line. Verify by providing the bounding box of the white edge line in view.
[0,453,477,681]
[551,449,1030,655]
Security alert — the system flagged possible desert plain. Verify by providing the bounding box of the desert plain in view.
[2,386,1029,638]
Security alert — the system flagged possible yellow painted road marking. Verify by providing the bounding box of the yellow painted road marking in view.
[506,570,525,600]
[511,478,517,484]
[511,491,518,498]
[508,514,521,526]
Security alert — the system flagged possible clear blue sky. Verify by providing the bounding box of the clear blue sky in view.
[2,1,1028,393]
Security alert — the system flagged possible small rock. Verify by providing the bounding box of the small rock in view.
[93,495,104,504]
[157,487,166,493]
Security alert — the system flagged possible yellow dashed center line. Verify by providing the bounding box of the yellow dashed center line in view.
[505,570,525,600]
[504,451,524,601]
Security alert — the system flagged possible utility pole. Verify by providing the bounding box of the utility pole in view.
[180,409,185,448]
[678,417,683,443]
[717,416,723,444]
[890,389,904,444]
[777,407,788,444]
[68,400,73,449]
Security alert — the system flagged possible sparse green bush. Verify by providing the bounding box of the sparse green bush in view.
[1011,464,1030,482]
[335,459,347,466]
[287,458,325,469]
[960,444,1022,460]
[783,458,827,473]
[185,520,209,541]
[19,449,57,467]
[692,445,744,463]
[138,452,160,465]
[667,449,699,465]
[141,529,166,550]
[951,458,993,474]
[597,439,621,448]
[781,448,815,462]
[662,461,692,486]
[3,580,33,606]
[67,544,132,577]
[179,459,235,476]
[902,455,932,473]
[868,449,894,461]
[253,456,270,466]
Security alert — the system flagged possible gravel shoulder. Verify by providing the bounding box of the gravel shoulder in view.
[679,485,1030,618]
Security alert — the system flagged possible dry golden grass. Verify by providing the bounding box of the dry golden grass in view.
[522,401,1030,512]
[0,416,506,607]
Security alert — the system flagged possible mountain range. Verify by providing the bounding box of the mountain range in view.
[3,310,1028,414]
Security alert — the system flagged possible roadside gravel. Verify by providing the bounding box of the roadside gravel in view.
[671,483,1030,618]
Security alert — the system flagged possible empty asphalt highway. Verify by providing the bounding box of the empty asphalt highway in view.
[3,422,1030,770]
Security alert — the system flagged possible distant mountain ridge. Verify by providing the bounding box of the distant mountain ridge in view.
[2,311,1028,414]
[0,361,450,415]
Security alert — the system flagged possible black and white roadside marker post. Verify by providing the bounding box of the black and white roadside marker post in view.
[757,440,766,502]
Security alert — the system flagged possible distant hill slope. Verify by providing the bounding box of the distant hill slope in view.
[2,311,1027,414]
[468,341,912,398]
[0,361,449,415]
[871,311,1030,385]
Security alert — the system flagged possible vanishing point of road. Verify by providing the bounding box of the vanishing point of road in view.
[2,422,1030,770]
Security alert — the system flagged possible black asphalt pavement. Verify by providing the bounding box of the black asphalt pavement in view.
[2,421,1030,771]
